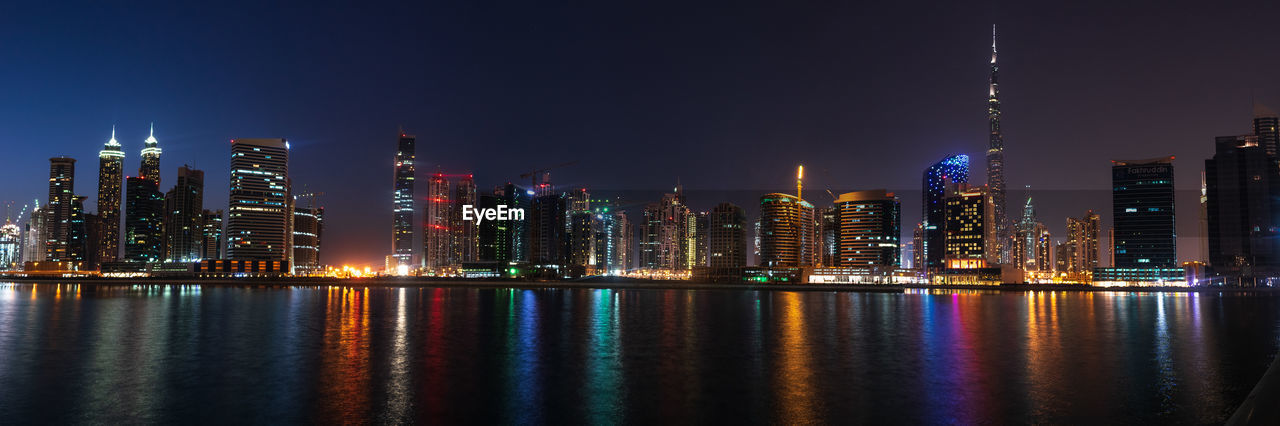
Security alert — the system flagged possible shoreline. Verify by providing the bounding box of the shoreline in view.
[1,276,1277,293]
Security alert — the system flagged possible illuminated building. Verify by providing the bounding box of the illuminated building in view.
[1205,132,1280,283]
[451,175,478,264]
[1093,157,1181,285]
[593,205,632,274]
[759,193,816,267]
[911,223,924,271]
[0,218,18,270]
[1111,157,1176,267]
[818,207,836,267]
[640,185,693,270]
[568,211,595,274]
[943,184,991,269]
[125,176,163,262]
[707,202,746,269]
[22,204,45,264]
[833,190,900,267]
[391,131,415,268]
[200,209,223,260]
[140,124,162,184]
[423,173,450,270]
[44,157,76,261]
[1065,211,1100,279]
[922,154,969,272]
[163,166,204,262]
[226,138,290,262]
[986,25,1010,264]
[292,205,323,273]
[97,127,124,264]
[477,183,529,263]
[67,196,93,267]
[694,211,709,267]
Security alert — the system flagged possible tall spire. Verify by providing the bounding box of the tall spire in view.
[986,24,1010,264]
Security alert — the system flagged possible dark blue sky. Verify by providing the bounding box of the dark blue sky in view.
[2,0,1278,266]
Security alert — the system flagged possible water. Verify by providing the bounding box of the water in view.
[0,284,1277,424]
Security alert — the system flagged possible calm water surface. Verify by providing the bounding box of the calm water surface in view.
[0,284,1277,424]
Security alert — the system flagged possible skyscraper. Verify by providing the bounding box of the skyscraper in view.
[943,184,991,269]
[986,25,1009,262]
[45,157,76,261]
[140,124,162,184]
[1111,157,1176,267]
[0,218,18,270]
[593,206,632,275]
[226,138,290,262]
[22,204,45,264]
[640,187,693,270]
[834,190,901,267]
[163,166,205,262]
[451,175,478,264]
[124,176,163,262]
[707,202,746,269]
[759,193,816,267]
[67,196,90,265]
[922,154,969,272]
[200,209,223,260]
[529,192,567,265]
[292,205,323,273]
[1015,195,1038,271]
[1205,134,1280,279]
[1066,211,1100,278]
[391,131,415,268]
[97,127,124,264]
[423,173,450,270]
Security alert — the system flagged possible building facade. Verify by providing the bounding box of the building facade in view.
[226,138,290,262]
[391,132,415,268]
[834,190,901,267]
[922,154,970,272]
[423,173,450,270]
[125,176,164,262]
[1111,157,1176,268]
[97,128,124,264]
[163,166,204,262]
[943,184,991,269]
[292,205,323,273]
[759,193,817,267]
[1205,134,1280,279]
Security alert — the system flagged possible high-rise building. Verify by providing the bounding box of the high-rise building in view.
[1205,134,1280,279]
[568,211,595,273]
[124,176,163,262]
[423,173,450,270]
[200,209,223,260]
[45,157,76,261]
[922,154,970,272]
[943,184,991,269]
[0,218,18,270]
[694,211,709,267]
[834,190,901,267]
[22,204,45,264]
[529,192,567,265]
[818,207,837,267]
[226,138,290,262]
[163,166,204,262]
[640,187,693,270]
[986,26,1010,263]
[140,124,162,184]
[592,205,631,275]
[705,203,747,269]
[1065,211,1100,278]
[1111,157,1176,267]
[451,175,478,264]
[391,131,415,268]
[97,128,124,264]
[67,196,91,266]
[759,193,816,267]
[292,205,323,273]
[1253,102,1280,157]
[1014,195,1038,271]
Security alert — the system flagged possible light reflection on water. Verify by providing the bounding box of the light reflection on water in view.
[0,283,1276,424]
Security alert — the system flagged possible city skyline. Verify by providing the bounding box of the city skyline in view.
[2,2,1280,266]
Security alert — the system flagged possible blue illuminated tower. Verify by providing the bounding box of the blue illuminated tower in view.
[922,154,969,272]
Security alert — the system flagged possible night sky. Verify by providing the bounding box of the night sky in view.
[1,1,1278,266]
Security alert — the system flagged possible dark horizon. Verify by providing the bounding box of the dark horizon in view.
[2,1,1279,266]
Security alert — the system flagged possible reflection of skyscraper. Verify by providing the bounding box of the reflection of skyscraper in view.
[125,176,164,262]
[834,190,900,267]
[922,154,969,272]
[391,131,415,268]
[97,128,124,264]
[226,138,290,262]
[45,157,76,261]
[423,173,450,270]
[140,124,162,184]
[163,166,205,262]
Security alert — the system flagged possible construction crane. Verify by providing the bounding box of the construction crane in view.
[519,161,577,195]
[293,191,325,209]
